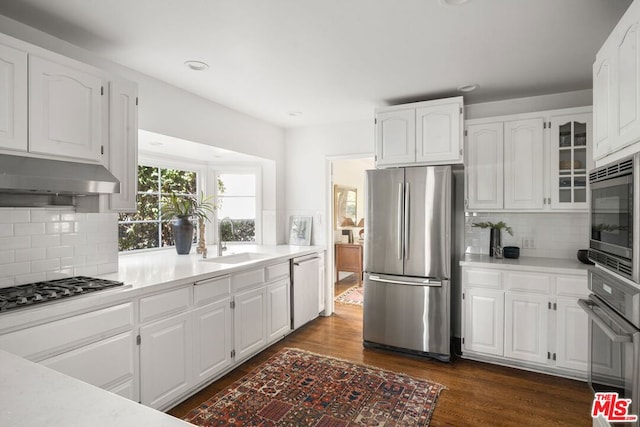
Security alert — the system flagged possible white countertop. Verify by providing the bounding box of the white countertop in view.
[0,244,324,332]
[0,350,192,427]
[460,253,590,275]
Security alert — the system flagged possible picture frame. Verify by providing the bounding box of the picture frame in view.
[288,215,313,246]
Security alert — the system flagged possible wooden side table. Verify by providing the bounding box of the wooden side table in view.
[335,243,363,285]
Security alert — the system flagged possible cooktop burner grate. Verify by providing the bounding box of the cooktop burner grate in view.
[0,276,124,312]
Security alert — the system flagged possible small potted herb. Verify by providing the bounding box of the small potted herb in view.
[472,221,513,257]
[161,192,217,254]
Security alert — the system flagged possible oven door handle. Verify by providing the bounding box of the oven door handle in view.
[578,299,633,343]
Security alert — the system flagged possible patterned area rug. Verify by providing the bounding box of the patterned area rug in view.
[183,348,445,426]
[335,286,363,306]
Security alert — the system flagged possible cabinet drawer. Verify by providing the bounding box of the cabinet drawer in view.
[0,302,133,360]
[140,286,191,323]
[40,331,135,390]
[464,268,503,289]
[266,262,290,282]
[556,275,588,297]
[505,272,551,294]
[194,275,231,306]
[232,268,266,292]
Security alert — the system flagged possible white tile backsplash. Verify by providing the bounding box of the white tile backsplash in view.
[0,207,118,288]
[464,212,589,260]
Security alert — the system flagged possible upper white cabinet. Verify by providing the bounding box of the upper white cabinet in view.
[0,41,27,152]
[503,118,545,210]
[109,80,138,212]
[375,96,463,167]
[465,106,592,212]
[28,55,105,162]
[593,0,640,161]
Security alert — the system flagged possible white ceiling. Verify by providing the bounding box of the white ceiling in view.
[0,0,632,128]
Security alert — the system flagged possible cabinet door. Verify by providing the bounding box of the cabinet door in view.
[28,55,104,162]
[504,292,549,364]
[465,122,504,210]
[375,108,415,167]
[109,80,138,212]
[463,287,504,356]
[267,279,291,343]
[139,312,192,409]
[593,56,614,160]
[0,42,27,152]
[549,113,591,211]
[233,286,267,361]
[193,297,232,384]
[614,19,640,151]
[416,98,463,164]
[555,297,588,373]
[504,118,544,209]
[40,331,138,401]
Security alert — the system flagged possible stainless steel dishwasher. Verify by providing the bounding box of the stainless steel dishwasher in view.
[291,254,320,329]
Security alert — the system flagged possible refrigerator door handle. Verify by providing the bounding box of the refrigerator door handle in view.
[397,182,403,260]
[368,275,442,287]
[404,182,410,260]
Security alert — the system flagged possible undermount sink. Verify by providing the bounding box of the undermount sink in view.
[202,252,272,264]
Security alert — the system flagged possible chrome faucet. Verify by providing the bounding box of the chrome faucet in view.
[217,217,235,256]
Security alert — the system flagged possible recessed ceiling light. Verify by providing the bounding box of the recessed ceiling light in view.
[149,141,163,146]
[457,84,479,93]
[288,111,303,117]
[184,60,209,71]
[439,0,471,5]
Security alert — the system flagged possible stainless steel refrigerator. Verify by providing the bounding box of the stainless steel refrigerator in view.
[363,165,451,362]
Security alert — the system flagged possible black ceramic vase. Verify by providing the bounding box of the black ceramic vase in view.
[489,228,501,257]
[172,216,194,255]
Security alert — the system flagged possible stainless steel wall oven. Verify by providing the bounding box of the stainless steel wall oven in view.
[579,268,640,426]
[589,153,640,283]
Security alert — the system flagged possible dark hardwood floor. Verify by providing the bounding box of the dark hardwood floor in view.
[169,275,592,426]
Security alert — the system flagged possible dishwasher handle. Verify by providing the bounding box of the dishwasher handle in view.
[578,298,633,343]
[293,257,319,266]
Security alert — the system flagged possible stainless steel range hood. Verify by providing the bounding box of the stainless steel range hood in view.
[0,154,120,196]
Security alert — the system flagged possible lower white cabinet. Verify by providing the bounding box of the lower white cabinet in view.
[193,297,233,383]
[234,286,267,362]
[463,287,504,356]
[267,279,291,343]
[139,311,192,409]
[462,265,588,379]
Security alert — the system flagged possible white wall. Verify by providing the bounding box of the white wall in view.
[0,15,288,244]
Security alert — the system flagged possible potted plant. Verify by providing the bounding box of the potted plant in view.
[161,192,217,254]
[472,221,513,257]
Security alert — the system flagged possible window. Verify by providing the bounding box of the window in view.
[118,165,198,251]
[217,173,257,242]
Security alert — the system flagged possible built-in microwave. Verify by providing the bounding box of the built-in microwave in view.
[589,153,640,283]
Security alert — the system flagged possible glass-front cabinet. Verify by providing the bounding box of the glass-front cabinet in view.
[549,113,592,210]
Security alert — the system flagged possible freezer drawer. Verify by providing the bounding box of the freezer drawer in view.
[363,273,450,361]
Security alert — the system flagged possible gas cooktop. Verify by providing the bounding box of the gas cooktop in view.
[0,276,125,313]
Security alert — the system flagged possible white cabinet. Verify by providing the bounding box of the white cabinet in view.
[593,0,640,161]
[28,55,105,162]
[139,311,193,409]
[233,286,267,362]
[465,122,503,210]
[465,107,591,212]
[109,80,138,212]
[503,118,545,210]
[504,292,548,364]
[462,265,588,379]
[0,41,27,152]
[266,279,291,343]
[375,97,463,167]
[192,297,232,383]
[463,287,504,356]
